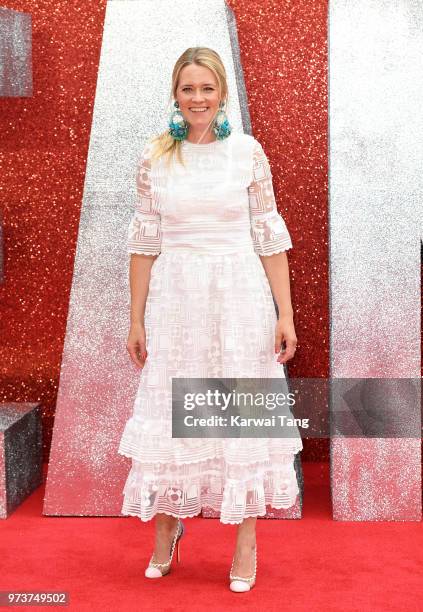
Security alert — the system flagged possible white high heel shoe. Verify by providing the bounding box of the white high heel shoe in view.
[144,519,184,578]
[229,545,257,592]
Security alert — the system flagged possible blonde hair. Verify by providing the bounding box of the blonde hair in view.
[149,47,230,168]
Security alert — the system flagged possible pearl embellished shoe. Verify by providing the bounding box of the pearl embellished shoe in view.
[144,519,184,578]
[229,546,257,592]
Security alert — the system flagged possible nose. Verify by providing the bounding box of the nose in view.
[191,88,205,102]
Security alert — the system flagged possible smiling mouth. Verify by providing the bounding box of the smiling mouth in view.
[189,107,209,112]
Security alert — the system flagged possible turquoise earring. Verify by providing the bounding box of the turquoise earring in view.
[168,100,188,141]
[213,100,232,140]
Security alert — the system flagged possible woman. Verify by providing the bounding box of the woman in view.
[118,47,303,593]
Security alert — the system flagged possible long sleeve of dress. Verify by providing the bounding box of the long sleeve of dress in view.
[127,143,162,256]
[248,140,293,256]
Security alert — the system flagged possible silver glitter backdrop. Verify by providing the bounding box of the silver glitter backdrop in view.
[43,0,302,516]
[329,0,422,520]
[0,7,32,97]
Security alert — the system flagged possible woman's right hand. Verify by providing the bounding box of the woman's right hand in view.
[127,322,148,369]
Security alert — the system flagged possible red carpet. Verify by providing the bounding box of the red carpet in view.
[1,463,421,612]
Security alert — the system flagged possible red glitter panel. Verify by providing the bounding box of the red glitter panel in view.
[228,0,328,460]
[0,0,328,462]
[0,0,108,460]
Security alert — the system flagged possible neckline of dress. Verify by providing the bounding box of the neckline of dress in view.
[182,138,225,147]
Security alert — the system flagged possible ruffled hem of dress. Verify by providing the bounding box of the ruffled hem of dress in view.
[120,502,299,525]
[119,451,302,524]
[118,417,303,465]
[117,445,303,466]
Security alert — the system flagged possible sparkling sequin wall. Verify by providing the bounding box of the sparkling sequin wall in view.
[329,0,422,520]
[0,0,104,461]
[228,0,329,463]
[0,0,328,464]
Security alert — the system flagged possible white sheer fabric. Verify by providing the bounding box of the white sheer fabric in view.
[119,132,303,524]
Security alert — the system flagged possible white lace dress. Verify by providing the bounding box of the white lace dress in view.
[118,131,303,524]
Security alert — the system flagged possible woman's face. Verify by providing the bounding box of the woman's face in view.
[176,64,221,129]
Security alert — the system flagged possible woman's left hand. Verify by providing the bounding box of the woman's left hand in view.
[275,315,298,364]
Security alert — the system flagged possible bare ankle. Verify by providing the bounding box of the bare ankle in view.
[155,515,179,534]
[235,541,256,556]
[236,531,256,548]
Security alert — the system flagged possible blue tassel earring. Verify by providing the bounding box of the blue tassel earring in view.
[168,100,188,141]
[213,100,232,140]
